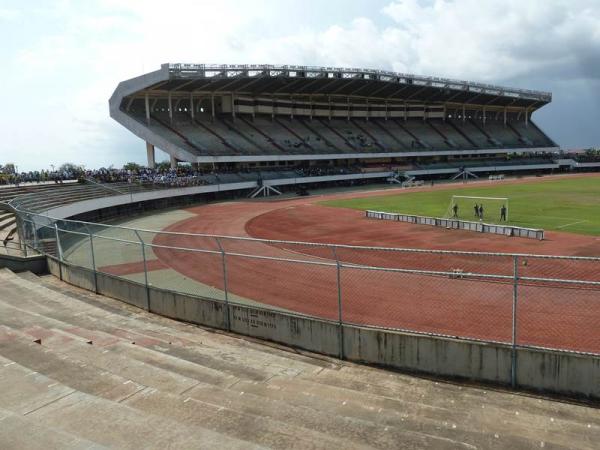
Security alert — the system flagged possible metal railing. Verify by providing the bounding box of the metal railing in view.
[166,63,552,101]
[15,208,600,373]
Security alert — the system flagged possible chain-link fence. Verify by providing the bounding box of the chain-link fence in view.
[19,211,600,357]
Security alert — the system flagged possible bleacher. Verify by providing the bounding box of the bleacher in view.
[127,109,557,158]
[0,267,596,448]
[413,157,556,171]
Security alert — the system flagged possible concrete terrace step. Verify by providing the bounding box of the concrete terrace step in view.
[0,326,475,449]
[0,332,358,449]
[307,365,600,436]
[0,268,598,449]
[0,332,148,402]
[0,216,15,230]
[1,288,575,448]
[11,271,334,377]
[0,407,108,450]
[0,357,260,450]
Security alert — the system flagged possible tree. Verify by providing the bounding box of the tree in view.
[1,163,16,174]
[123,162,142,171]
[58,162,83,174]
[156,161,171,171]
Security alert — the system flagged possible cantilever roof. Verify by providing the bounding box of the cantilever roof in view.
[131,63,551,108]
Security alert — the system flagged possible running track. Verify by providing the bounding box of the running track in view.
[150,174,600,354]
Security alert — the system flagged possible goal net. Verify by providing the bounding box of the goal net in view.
[444,196,509,222]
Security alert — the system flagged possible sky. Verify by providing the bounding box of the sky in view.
[1,0,599,171]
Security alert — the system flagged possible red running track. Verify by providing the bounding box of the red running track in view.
[152,175,600,354]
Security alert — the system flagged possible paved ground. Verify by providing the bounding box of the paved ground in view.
[0,268,599,449]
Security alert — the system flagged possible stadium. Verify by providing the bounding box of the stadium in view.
[111,63,562,180]
[1,63,599,447]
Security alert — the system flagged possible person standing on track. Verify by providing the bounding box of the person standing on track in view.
[478,204,484,221]
[474,203,479,219]
[500,204,507,221]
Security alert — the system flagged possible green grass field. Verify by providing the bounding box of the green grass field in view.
[322,176,600,235]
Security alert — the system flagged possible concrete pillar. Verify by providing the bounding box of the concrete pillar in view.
[347,97,351,121]
[144,93,150,124]
[462,104,466,123]
[170,155,177,169]
[190,93,194,119]
[271,94,275,120]
[168,92,173,124]
[146,142,155,169]
[525,108,529,127]
[211,95,215,120]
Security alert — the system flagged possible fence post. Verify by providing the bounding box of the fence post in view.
[215,238,231,332]
[32,216,39,252]
[17,214,28,257]
[332,246,344,360]
[88,229,98,294]
[134,230,150,311]
[54,222,63,281]
[511,255,519,388]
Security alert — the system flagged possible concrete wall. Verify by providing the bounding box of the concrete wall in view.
[0,253,47,274]
[48,256,600,401]
[343,326,512,384]
[149,288,228,330]
[516,348,600,399]
[229,304,341,357]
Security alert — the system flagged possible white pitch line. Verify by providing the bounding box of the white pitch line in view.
[556,220,588,229]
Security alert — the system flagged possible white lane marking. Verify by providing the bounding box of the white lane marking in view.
[556,220,588,229]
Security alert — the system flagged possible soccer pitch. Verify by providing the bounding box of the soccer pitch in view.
[322,176,600,235]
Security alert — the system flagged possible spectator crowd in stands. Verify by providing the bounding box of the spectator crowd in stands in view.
[0,162,369,189]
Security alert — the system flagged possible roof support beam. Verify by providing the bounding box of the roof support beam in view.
[386,85,411,100]
[126,96,135,112]
[171,79,197,92]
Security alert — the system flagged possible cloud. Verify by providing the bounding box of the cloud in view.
[0,8,20,21]
[2,0,600,171]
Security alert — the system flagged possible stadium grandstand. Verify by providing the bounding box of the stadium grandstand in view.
[110,63,560,188]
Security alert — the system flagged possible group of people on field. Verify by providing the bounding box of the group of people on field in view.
[451,203,507,221]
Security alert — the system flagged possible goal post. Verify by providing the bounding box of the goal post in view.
[445,195,509,222]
